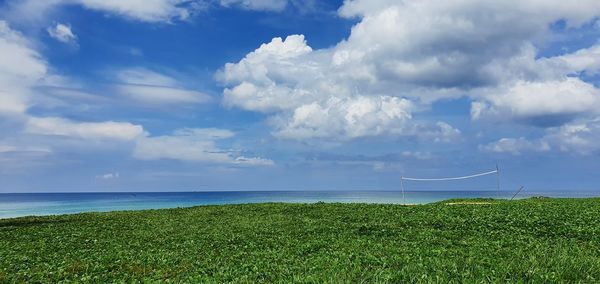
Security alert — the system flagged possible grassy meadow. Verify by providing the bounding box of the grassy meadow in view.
[1,197,600,282]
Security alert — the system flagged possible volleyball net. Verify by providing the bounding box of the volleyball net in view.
[400,166,500,204]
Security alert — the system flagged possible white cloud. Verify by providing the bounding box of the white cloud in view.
[401,151,433,160]
[0,143,54,174]
[2,0,192,23]
[218,34,459,141]
[218,0,600,144]
[540,43,600,75]
[219,35,315,112]
[333,0,600,89]
[115,84,209,105]
[0,21,134,154]
[543,119,600,153]
[25,117,145,141]
[47,23,76,44]
[97,172,119,179]
[0,144,51,153]
[0,21,265,165]
[480,137,550,155]
[4,0,293,24]
[233,156,275,166]
[430,122,462,143]
[115,68,210,105]
[270,95,413,140]
[75,0,292,20]
[0,21,47,115]
[481,118,600,155]
[0,17,270,169]
[69,0,190,22]
[133,128,273,165]
[0,145,17,153]
[117,68,179,86]
[469,42,600,126]
[472,78,600,126]
[17,118,272,166]
[219,0,287,11]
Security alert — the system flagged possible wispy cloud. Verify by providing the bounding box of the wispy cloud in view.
[134,128,273,166]
[25,117,145,141]
[114,68,211,105]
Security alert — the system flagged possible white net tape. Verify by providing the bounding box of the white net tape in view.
[401,169,498,181]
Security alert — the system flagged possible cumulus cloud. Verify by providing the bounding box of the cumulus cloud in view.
[271,95,413,140]
[482,118,600,155]
[541,43,600,75]
[217,0,600,145]
[219,35,314,112]
[115,68,210,105]
[218,35,460,141]
[467,41,600,126]
[472,78,600,126]
[543,119,600,153]
[47,23,76,43]
[334,0,599,91]
[25,117,145,141]
[133,128,274,165]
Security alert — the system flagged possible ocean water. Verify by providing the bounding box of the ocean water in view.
[1,190,599,219]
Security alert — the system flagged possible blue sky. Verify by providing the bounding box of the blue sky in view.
[1,0,600,192]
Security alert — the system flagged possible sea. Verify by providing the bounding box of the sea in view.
[1,190,599,219]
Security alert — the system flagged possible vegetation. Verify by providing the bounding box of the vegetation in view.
[1,198,600,282]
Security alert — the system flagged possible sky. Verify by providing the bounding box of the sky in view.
[1,0,600,193]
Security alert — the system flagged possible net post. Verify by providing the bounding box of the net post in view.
[496,164,500,192]
[400,176,406,205]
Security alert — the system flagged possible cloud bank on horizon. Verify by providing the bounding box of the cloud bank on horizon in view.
[1,0,600,191]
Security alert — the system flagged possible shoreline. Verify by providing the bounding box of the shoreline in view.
[2,196,599,220]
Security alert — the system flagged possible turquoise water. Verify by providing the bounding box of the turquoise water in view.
[1,190,599,219]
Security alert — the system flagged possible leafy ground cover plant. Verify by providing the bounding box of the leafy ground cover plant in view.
[1,198,599,282]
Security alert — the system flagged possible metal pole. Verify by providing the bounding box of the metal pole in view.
[496,164,500,192]
[401,176,406,205]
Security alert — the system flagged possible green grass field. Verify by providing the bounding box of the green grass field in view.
[1,198,600,282]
